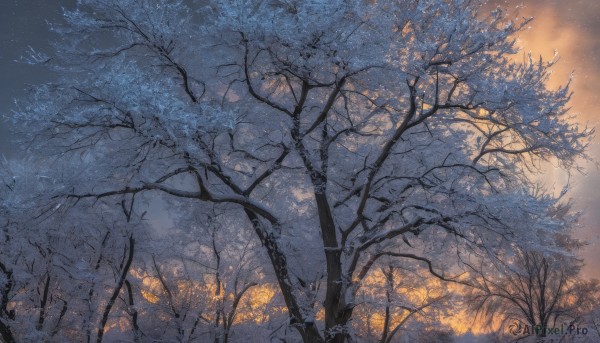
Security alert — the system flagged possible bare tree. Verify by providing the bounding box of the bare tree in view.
[0,159,141,342]
[353,263,452,343]
[468,247,591,341]
[126,207,267,343]
[9,0,592,342]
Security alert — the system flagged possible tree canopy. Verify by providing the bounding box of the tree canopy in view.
[2,0,594,342]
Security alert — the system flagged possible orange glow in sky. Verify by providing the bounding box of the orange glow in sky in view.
[488,0,600,279]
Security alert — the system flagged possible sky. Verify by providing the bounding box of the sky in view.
[1,0,600,276]
[508,0,600,278]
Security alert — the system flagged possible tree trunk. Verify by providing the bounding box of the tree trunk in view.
[316,192,352,343]
[0,262,15,343]
[124,280,141,343]
[96,235,134,343]
[0,320,15,343]
[244,209,325,343]
[36,274,51,331]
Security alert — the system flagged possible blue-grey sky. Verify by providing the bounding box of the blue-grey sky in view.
[1,0,75,157]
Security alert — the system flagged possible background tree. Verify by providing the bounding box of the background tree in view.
[0,159,141,342]
[466,229,596,342]
[352,262,452,343]
[580,284,600,342]
[461,200,600,342]
[130,205,271,343]
[471,251,577,336]
[8,0,593,342]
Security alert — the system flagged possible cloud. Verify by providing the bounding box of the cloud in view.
[511,0,600,278]
[519,3,599,120]
[486,0,600,278]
